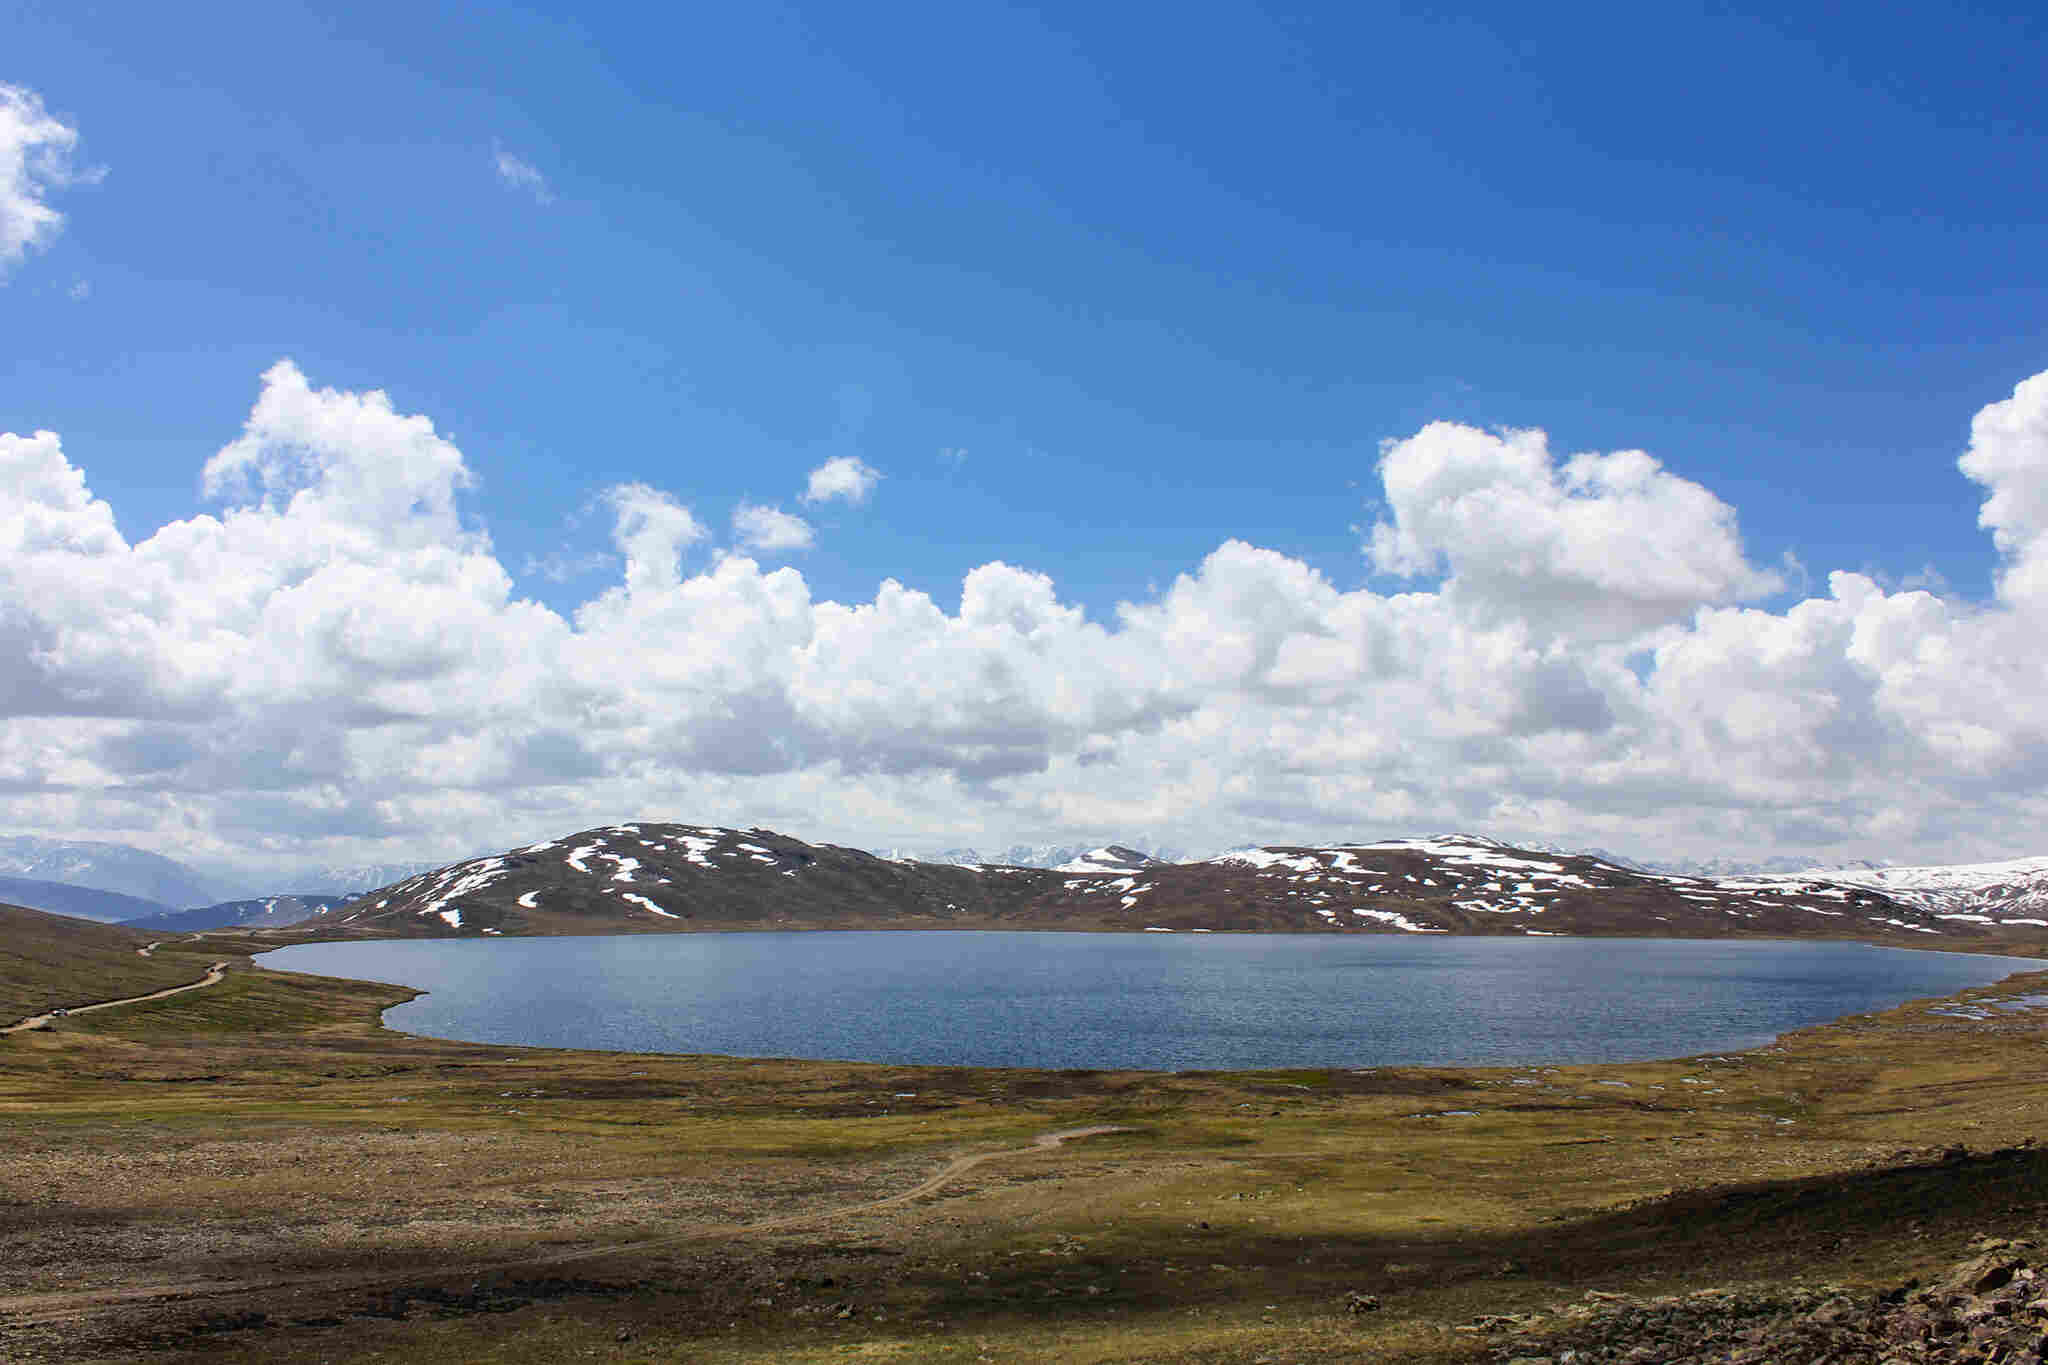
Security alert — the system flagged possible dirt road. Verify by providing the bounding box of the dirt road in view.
[0,961,231,1035]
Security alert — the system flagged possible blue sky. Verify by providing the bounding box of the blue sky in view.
[5,1,2048,878]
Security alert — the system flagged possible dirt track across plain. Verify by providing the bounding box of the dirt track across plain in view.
[0,961,230,1035]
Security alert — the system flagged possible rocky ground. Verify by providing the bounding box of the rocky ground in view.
[1466,1234,2048,1364]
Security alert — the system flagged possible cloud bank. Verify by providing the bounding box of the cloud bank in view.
[5,362,2047,874]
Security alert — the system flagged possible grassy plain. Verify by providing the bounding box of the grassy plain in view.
[6,929,2048,1363]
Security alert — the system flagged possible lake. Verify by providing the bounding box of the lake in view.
[262,932,2032,1071]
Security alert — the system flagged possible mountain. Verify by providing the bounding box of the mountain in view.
[314,825,1976,944]
[1538,844,2048,920]
[1171,835,1948,938]
[1519,841,1903,879]
[0,876,175,924]
[275,861,448,898]
[1644,854,1894,878]
[0,836,225,908]
[1785,856,2048,925]
[123,894,354,934]
[879,845,1008,867]
[875,840,1185,868]
[325,824,1059,936]
[1519,841,1653,872]
[1051,845,1164,874]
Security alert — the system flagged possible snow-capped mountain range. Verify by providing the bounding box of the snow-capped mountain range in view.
[1781,856,2048,924]
[317,826,1991,943]
[876,840,1187,869]
[1645,854,1896,878]
[10,826,2048,935]
[286,862,448,897]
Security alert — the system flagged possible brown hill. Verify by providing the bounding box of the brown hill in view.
[0,902,219,1022]
[316,826,1983,945]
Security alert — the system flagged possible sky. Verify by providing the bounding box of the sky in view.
[4,1,2047,882]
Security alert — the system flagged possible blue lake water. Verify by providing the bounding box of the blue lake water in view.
[262,932,2035,1072]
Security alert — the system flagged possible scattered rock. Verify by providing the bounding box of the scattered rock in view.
[1486,1241,2048,1364]
[1461,1313,1524,1333]
[1938,1252,2025,1296]
[1346,1291,1381,1314]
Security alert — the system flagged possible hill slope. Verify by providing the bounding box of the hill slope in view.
[327,824,1055,936]
[1039,835,1949,938]
[0,902,219,1022]
[318,826,1971,944]
[0,876,175,924]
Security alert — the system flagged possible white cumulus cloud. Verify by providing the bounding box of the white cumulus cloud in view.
[601,483,706,597]
[1368,422,1783,639]
[1959,370,2048,609]
[732,502,815,553]
[0,82,90,279]
[802,455,880,505]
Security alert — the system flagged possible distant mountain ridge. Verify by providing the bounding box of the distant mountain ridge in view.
[0,836,225,909]
[123,894,354,934]
[1526,844,2048,922]
[1784,856,2048,923]
[0,835,458,908]
[312,824,1993,945]
[287,862,447,897]
[877,840,1186,869]
[1642,854,1895,878]
[892,837,1901,883]
[12,825,2048,935]
[1513,841,1896,879]
[0,876,175,924]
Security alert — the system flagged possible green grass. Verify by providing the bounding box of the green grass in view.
[61,962,413,1036]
